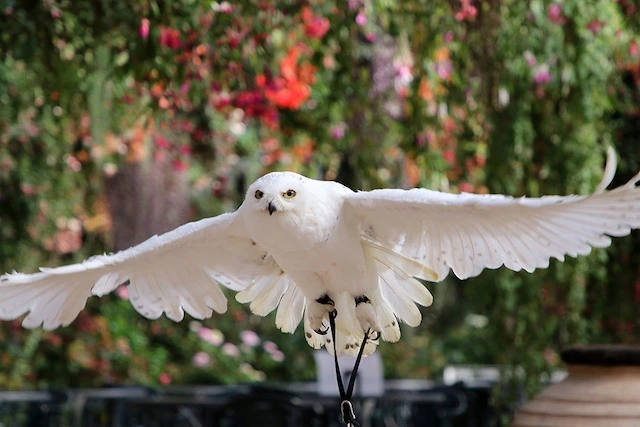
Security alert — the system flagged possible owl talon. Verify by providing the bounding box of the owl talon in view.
[315,326,330,335]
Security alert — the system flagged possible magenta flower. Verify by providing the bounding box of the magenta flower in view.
[139,18,150,40]
[240,330,261,347]
[330,123,347,140]
[355,11,367,26]
[154,135,170,150]
[443,31,454,43]
[533,65,552,84]
[547,3,565,24]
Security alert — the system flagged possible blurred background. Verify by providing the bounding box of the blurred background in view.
[0,0,639,425]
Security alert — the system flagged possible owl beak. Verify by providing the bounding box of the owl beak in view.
[267,201,277,215]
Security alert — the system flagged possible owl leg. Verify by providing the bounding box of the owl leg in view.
[309,293,335,335]
[355,295,381,340]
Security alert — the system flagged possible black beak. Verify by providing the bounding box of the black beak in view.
[268,201,277,215]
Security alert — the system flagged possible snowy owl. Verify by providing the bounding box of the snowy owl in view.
[1,148,639,356]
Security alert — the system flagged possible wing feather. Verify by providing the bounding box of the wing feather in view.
[0,212,279,329]
[275,282,305,334]
[345,150,640,281]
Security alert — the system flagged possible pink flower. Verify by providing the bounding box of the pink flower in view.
[159,373,172,385]
[212,2,233,13]
[459,182,475,193]
[455,0,477,21]
[435,59,453,80]
[263,341,278,354]
[154,135,170,149]
[193,351,211,367]
[524,51,537,67]
[394,61,413,86]
[355,11,367,26]
[222,342,240,358]
[630,40,639,57]
[443,31,454,43]
[270,350,285,362]
[547,3,565,24]
[240,330,260,347]
[139,18,150,40]
[116,285,129,300]
[198,327,224,346]
[443,149,456,166]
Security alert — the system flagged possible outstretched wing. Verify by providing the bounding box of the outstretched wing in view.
[344,149,640,281]
[0,212,281,329]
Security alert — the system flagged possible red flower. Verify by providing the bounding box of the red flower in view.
[158,27,181,49]
[455,0,477,21]
[301,6,330,39]
[171,159,188,172]
[443,149,456,165]
[159,373,172,385]
[586,20,605,35]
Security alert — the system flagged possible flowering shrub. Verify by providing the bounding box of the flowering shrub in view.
[0,0,639,419]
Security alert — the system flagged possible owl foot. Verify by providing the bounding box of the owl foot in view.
[309,294,336,335]
[355,294,381,337]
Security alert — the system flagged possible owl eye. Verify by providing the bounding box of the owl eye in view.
[283,189,296,199]
[255,190,264,199]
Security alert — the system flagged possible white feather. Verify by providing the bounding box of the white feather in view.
[275,282,305,333]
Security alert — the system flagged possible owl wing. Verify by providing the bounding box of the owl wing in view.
[344,148,640,281]
[0,212,285,330]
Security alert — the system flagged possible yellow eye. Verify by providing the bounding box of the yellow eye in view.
[283,189,296,199]
[255,190,264,199]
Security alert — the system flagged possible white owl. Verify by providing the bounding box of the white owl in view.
[1,148,639,356]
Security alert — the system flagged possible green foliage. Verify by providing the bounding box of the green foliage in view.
[0,0,639,421]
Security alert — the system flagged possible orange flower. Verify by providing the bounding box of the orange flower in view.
[293,139,314,163]
[263,46,316,110]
